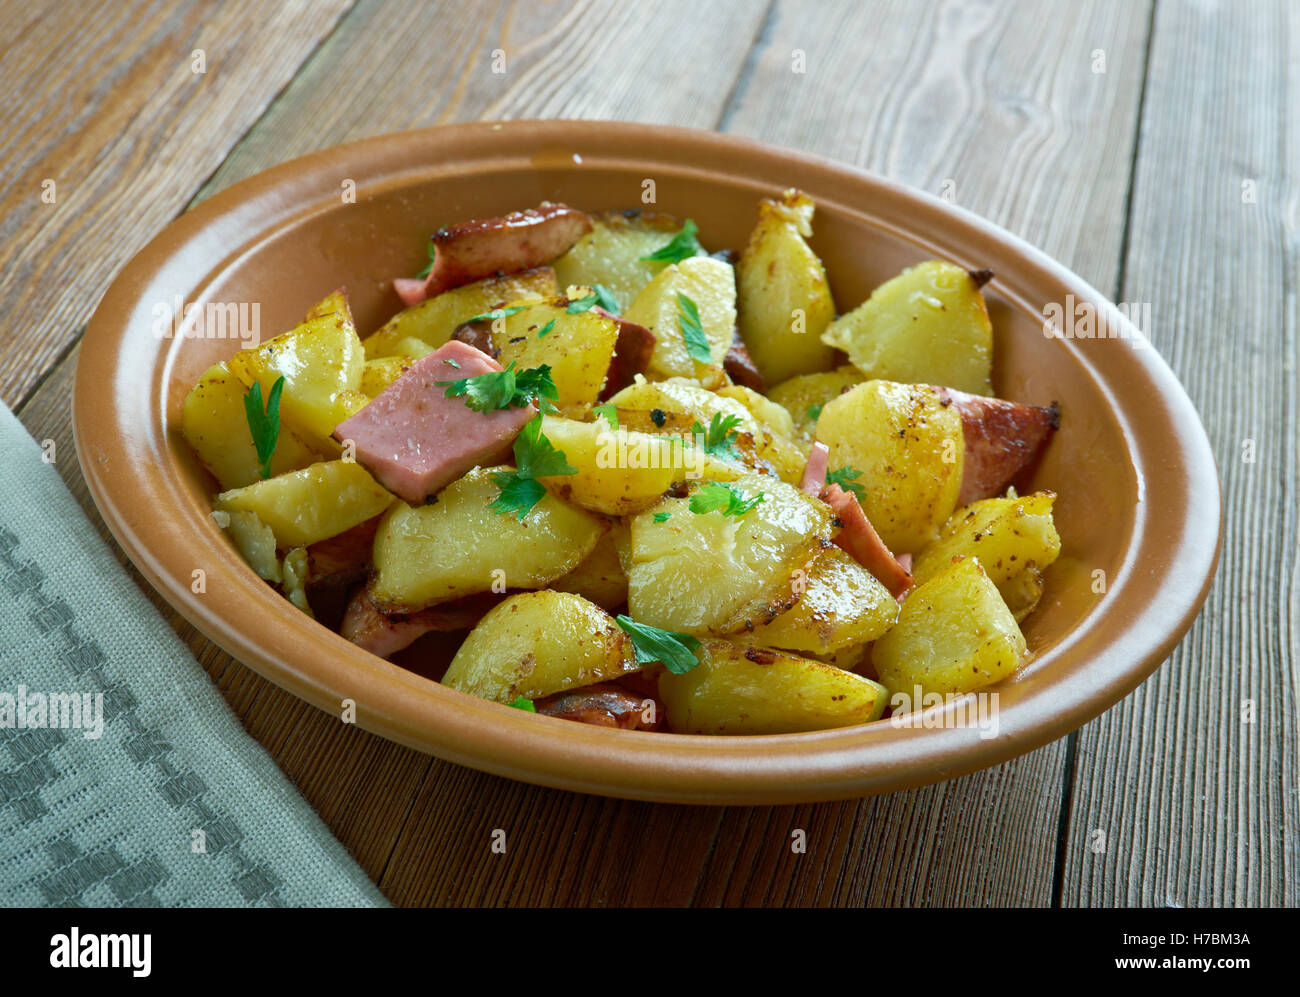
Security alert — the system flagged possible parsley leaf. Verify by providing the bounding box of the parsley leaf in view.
[688,481,765,518]
[444,357,461,369]
[243,375,285,479]
[465,305,529,323]
[436,361,559,414]
[691,412,744,461]
[415,241,437,280]
[677,292,713,364]
[653,511,671,523]
[641,219,704,263]
[566,292,598,314]
[615,615,701,675]
[508,696,536,712]
[592,284,620,313]
[592,404,618,431]
[826,465,866,502]
[536,318,557,338]
[488,415,577,521]
[806,403,824,422]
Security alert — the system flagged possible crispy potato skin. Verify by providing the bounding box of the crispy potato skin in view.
[658,639,888,734]
[816,380,965,553]
[873,557,1026,698]
[443,591,637,703]
[736,189,838,384]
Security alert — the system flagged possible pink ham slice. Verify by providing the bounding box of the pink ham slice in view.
[800,441,830,497]
[594,307,656,401]
[395,202,592,307]
[342,585,498,659]
[333,340,534,505]
[822,483,914,600]
[938,387,1060,505]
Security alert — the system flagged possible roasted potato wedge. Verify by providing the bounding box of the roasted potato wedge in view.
[371,466,606,610]
[625,256,736,385]
[913,491,1061,621]
[215,460,394,549]
[658,639,888,734]
[552,210,683,311]
[181,361,322,490]
[359,355,416,398]
[767,365,865,438]
[213,508,281,582]
[821,261,994,395]
[363,268,559,359]
[627,473,834,635]
[551,520,630,609]
[443,591,638,703]
[715,384,799,442]
[873,557,1026,697]
[816,380,964,552]
[736,189,837,384]
[741,546,898,655]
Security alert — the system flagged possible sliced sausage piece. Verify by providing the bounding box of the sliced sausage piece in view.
[305,515,382,591]
[333,340,534,505]
[800,441,830,497]
[938,387,1059,505]
[534,684,662,730]
[450,318,498,358]
[342,585,498,658]
[822,482,913,599]
[395,202,592,306]
[723,331,765,392]
[594,307,656,401]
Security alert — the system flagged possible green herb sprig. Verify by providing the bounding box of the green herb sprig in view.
[243,375,285,480]
[488,415,577,521]
[615,615,702,675]
[641,219,704,264]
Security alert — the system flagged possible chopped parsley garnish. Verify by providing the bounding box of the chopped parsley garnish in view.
[592,404,618,431]
[652,511,671,523]
[592,284,620,313]
[615,615,701,675]
[536,318,557,338]
[465,305,529,323]
[566,292,598,314]
[806,403,824,422]
[676,292,712,364]
[489,415,577,521]
[691,412,744,461]
[436,361,559,414]
[415,241,437,279]
[826,465,866,502]
[243,375,285,479]
[688,481,765,518]
[508,696,536,712]
[641,219,704,263]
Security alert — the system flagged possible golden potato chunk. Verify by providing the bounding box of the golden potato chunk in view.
[658,639,888,734]
[215,460,393,549]
[627,473,834,635]
[913,491,1061,621]
[736,189,837,384]
[821,260,993,395]
[625,257,736,385]
[181,361,321,490]
[816,380,964,552]
[551,210,682,311]
[371,466,606,611]
[362,268,558,359]
[213,508,280,582]
[443,591,638,703]
[359,355,415,398]
[741,546,898,655]
[551,521,630,609]
[537,416,692,516]
[767,365,865,438]
[873,557,1026,697]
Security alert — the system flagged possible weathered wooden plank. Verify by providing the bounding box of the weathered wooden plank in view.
[1059,0,1298,907]
[0,0,355,407]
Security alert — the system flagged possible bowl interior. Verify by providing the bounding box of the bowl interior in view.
[79,122,1219,803]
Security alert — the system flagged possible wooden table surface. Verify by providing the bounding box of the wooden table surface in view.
[5,0,1295,906]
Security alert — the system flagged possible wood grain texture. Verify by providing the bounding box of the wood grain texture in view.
[1058,0,1299,907]
[0,0,354,407]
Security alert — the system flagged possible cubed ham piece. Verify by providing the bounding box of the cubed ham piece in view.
[800,441,830,496]
[822,482,913,600]
[534,684,662,730]
[938,387,1059,505]
[723,331,765,392]
[594,307,656,401]
[333,340,534,505]
[395,202,592,307]
[342,585,498,659]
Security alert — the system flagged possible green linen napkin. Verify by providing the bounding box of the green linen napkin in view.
[0,404,387,907]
